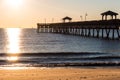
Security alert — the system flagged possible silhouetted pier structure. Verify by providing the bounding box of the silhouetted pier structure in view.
[37,11,120,40]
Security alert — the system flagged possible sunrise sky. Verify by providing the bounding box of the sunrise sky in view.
[0,0,120,28]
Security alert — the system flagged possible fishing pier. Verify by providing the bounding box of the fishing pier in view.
[37,11,120,40]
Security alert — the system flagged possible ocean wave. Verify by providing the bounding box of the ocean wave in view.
[0,52,111,56]
[0,52,120,67]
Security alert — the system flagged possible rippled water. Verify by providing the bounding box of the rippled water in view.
[0,28,120,67]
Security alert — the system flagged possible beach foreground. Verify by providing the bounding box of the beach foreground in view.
[0,67,120,80]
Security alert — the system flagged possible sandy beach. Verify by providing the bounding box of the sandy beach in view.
[0,67,120,80]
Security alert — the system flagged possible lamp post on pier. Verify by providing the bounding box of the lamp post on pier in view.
[85,13,88,21]
[80,15,83,21]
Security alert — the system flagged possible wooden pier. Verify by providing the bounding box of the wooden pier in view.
[37,20,120,40]
[37,11,120,40]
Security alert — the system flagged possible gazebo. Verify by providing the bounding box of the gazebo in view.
[101,10,118,20]
[62,16,72,22]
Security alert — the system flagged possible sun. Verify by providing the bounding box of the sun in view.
[4,0,24,8]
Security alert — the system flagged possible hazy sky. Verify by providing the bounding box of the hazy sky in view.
[0,0,120,28]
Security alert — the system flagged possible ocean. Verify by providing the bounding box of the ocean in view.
[0,28,120,67]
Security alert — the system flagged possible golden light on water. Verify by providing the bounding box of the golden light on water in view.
[7,56,18,62]
[6,28,21,54]
[6,28,21,62]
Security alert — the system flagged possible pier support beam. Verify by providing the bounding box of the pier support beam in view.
[112,29,115,39]
[92,29,95,37]
[96,29,100,38]
[88,28,91,37]
[101,29,104,38]
[117,29,120,39]
[105,29,110,38]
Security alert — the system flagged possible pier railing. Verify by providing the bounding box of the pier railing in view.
[37,20,120,40]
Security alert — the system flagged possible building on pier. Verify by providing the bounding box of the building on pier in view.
[101,10,118,20]
[62,16,72,23]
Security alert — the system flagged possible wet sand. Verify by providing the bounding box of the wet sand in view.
[0,67,120,80]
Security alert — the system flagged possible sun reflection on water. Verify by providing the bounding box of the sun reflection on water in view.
[6,28,21,54]
[7,56,18,62]
[6,28,21,62]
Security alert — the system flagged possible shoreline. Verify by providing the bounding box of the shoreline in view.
[0,67,120,80]
[1,66,120,69]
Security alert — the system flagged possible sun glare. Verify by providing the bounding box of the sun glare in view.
[4,0,24,8]
[7,56,18,62]
[6,28,21,54]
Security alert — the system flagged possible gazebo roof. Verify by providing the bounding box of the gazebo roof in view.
[101,10,118,15]
[62,16,72,20]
